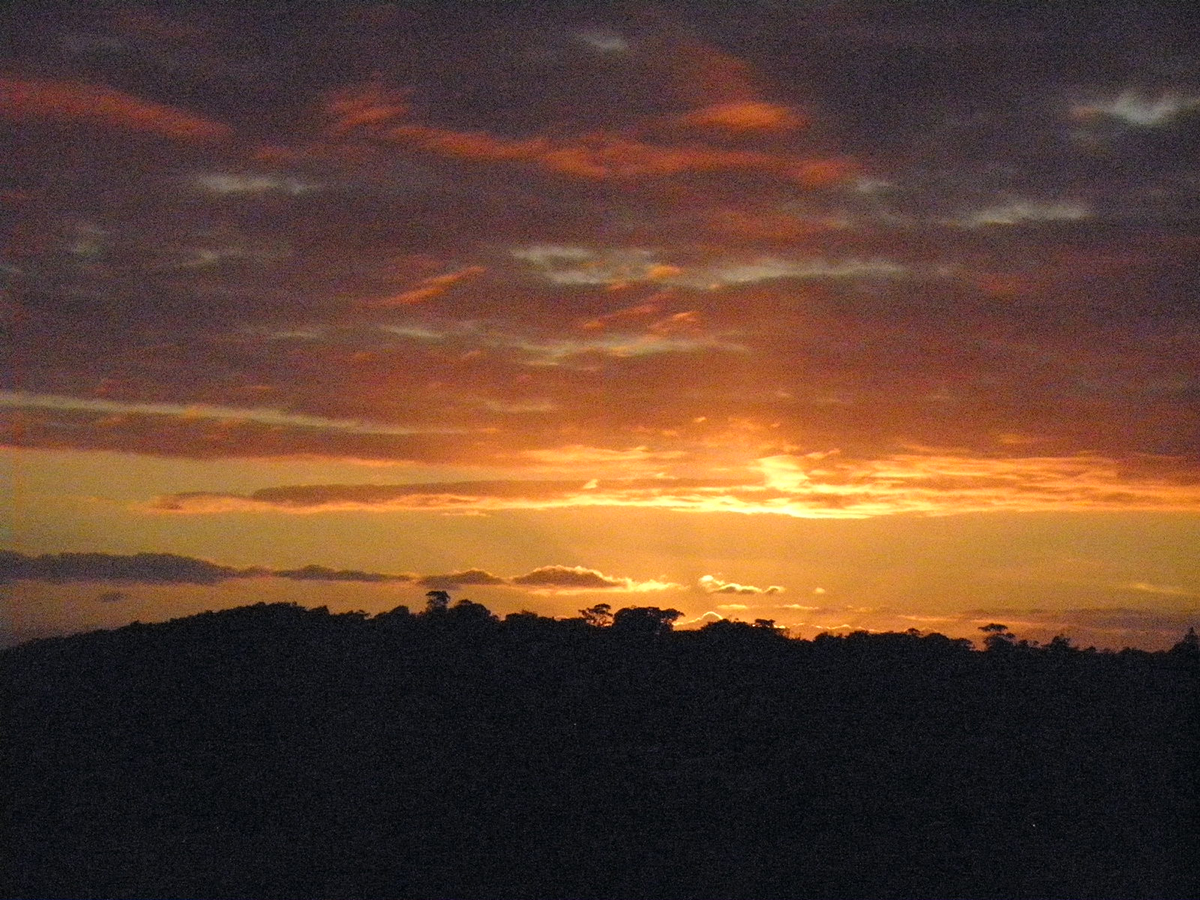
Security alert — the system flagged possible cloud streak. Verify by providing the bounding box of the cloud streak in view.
[0,77,232,141]
[699,575,783,595]
[150,451,1200,517]
[0,392,471,437]
[318,82,851,187]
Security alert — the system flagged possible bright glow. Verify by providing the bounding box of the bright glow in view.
[146,452,1200,517]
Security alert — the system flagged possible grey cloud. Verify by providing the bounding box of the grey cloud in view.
[245,481,583,508]
[416,569,508,590]
[511,566,625,589]
[0,551,243,584]
[0,550,667,597]
[274,565,412,583]
[0,550,416,586]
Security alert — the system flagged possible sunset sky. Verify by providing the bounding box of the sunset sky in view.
[3,2,1199,649]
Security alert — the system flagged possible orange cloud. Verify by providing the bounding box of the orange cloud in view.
[580,302,663,331]
[646,26,762,108]
[680,101,807,132]
[314,70,851,186]
[648,311,702,335]
[322,82,410,135]
[368,123,851,185]
[369,265,486,306]
[0,77,232,141]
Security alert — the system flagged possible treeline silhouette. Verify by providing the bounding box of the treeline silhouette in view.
[3,595,1197,899]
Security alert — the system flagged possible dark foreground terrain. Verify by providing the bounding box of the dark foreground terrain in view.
[3,600,1197,899]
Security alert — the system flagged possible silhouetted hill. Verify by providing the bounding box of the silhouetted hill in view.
[3,602,1197,899]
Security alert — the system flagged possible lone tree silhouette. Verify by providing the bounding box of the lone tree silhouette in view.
[979,622,1015,651]
[424,589,451,613]
[580,602,613,627]
[1169,626,1199,657]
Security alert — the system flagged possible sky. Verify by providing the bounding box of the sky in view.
[3,1,1200,649]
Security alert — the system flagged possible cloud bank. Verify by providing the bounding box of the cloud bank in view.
[0,551,676,596]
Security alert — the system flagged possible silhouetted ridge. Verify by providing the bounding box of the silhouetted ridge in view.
[3,601,1197,899]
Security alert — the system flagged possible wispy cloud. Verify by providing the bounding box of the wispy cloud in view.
[367,265,486,307]
[0,77,232,141]
[679,101,806,133]
[1116,582,1198,599]
[372,123,850,185]
[0,392,469,437]
[511,244,906,287]
[1071,89,1200,128]
[315,80,851,186]
[699,575,784,595]
[192,173,321,196]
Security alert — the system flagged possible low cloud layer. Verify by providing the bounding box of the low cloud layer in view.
[0,551,245,584]
[0,551,676,596]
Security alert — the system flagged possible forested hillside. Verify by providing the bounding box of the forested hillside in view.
[4,599,1197,899]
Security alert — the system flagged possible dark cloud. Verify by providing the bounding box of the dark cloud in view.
[0,551,243,584]
[274,565,412,584]
[234,480,589,508]
[0,550,409,587]
[511,566,626,589]
[416,569,508,590]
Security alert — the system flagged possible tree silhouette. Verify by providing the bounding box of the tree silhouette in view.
[424,589,451,613]
[979,622,1015,652]
[448,598,497,624]
[1168,626,1199,657]
[611,606,683,636]
[580,602,613,627]
[1044,634,1077,656]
